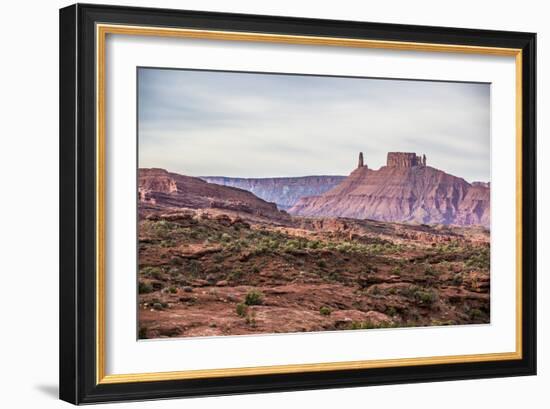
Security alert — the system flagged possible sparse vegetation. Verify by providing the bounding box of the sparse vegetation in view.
[138,208,489,339]
[348,320,398,330]
[236,303,248,317]
[319,306,332,316]
[413,289,437,306]
[244,290,264,306]
[138,281,153,294]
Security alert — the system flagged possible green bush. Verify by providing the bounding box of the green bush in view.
[228,270,244,281]
[186,260,201,276]
[168,286,177,294]
[236,303,248,317]
[391,266,402,276]
[414,289,437,305]
[138,281,153,294]
[424,264,437,276]
[465,248,490,270]
[140,266,163,279]
[319,306,332,316]
[244,290,264,306]
[349,320,397,330]
[451,274,463,286]
[469,308,484,320]
[213,253,225,263]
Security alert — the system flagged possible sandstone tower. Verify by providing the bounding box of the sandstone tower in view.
[358,152,364,168]
[386,152,427,167]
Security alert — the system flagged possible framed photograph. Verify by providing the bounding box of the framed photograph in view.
[59,3,536,404]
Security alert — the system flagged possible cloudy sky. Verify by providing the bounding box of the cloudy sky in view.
[138,68,490,182]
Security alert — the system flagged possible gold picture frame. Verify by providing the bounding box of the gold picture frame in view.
[60,4,536,404]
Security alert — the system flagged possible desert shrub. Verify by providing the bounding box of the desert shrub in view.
[468,308,484,320]
[391,266,402,276]
[225,241,242,252]
[212,254,225,266]
[140,266,163,279]
[151,220,174,236]
[451,273,464,286]
[186,260,201,276]
[414,289,437,305]
[308,240,322,249]
[424,264,437,276]
[236,303,248,317]
[350,320,398,330]
[319,306,332,316]
[170,256,183,266]
[465,247,490,270]
[244,290,264,306]
[320,270,342,283]
[317,260,327,269]
[386,306,397,316]
[335,242,354,253]
[228,270,244,281]
[159,239,176,248]
[251,266,260,274]
[364,264,378,274]
[168,286,177,294]
[220,233,232,243]
[138,281,153,294]
[350,320,376,330]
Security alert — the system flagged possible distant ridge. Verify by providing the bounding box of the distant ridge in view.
[200,175,345,210]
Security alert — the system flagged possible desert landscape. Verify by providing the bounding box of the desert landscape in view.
[138,152,490,339]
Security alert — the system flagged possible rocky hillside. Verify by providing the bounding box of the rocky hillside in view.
[289,152,490,227]
[139,168,288,221]
[138,208,490,338]
[200,175,345,210]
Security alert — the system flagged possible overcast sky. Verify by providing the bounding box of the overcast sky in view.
[138,68,490,182]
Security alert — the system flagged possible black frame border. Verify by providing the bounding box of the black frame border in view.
[59,3,536,404]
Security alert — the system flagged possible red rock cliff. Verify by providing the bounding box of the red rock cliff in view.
[289,153,489,227]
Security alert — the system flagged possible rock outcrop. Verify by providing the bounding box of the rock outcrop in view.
[289,152,490,227]
[387,152,426,168]
[200,175,346,210]
[139,168,287,220]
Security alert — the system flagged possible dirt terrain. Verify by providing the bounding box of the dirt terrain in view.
[138,207,490,339]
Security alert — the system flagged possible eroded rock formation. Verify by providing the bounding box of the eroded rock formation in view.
[139,168,288,220]
[289,152,490,227]
[386,152,426,168]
